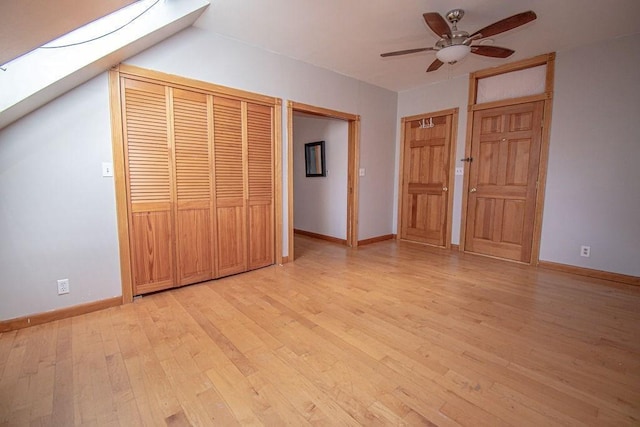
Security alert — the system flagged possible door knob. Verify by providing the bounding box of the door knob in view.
[442,187,448,192]
[470,187,477,193]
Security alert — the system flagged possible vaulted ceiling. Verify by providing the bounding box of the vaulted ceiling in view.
[1,0,639,105]
[194,0,640,92]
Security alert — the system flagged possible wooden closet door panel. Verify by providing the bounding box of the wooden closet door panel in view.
[247,103,274,269]
[213,97,247,276]
[173,89,214,285]
[216,200,245,275]
[130,206,173,294]
[122,79,174,294]
[248,201,273,269]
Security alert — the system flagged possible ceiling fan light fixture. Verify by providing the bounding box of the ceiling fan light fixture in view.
[436,44,470,63]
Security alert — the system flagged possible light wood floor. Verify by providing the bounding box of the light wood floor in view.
[1,236,640,426]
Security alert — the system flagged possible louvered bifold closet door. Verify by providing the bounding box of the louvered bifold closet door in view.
[213,97,247,277]
[122,79,175,295]
[172,89,215,285]
[247,103,274,269]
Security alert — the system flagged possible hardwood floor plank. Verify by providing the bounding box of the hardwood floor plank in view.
[195,387,241,427]
[50,318,74,426]
[1,235,639,426]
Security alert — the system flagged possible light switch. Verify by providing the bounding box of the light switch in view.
[102,162,114,177]
[455,167,464,176]
[359,168,365,177]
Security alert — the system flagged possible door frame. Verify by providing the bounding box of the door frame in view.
[459,53,556,265]
[286,101,361,261]
[396,108,458,248]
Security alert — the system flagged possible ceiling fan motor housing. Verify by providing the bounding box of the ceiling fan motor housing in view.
[445,9,465,24]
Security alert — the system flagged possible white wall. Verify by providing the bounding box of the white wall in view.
[539,35,640,276]
[0,26,398,320]
[397,34,640,277]
[292,115,348,239]
[356,78,399,240]
[0,74,122,320]
[125,27,399,244]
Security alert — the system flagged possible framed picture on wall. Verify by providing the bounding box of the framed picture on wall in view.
[304,141,326,177]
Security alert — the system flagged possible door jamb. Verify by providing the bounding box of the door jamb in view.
[286,101,361,261]
[397,108,458,248]
[459,53,556,265]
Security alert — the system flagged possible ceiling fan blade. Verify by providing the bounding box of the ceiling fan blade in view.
[470,11,537,39]
[471,45,515,58]
[380,47,435,58]
[427,58,444,72]
[423,13,451,38]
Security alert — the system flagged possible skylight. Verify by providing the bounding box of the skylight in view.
[0,0,209,129]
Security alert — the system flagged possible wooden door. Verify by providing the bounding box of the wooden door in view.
[213,97,247,276]
[122,79,175,294]
[172,89,215,285]
[464,101,544,262]
[246,103,274,269]
[400,113,453,246]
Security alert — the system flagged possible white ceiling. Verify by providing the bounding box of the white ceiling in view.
[194,0,640,92]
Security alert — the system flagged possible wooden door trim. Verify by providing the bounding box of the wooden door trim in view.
[286,101,360,260]
[470,53,556,82]
[109,66,282,303]
[108,69,133,304]
[273,100,283,265]
[117,64,277,106]
[446,109,459,249]
[402,108,458,123]
[347,118,361,248]
[459,53,555,265]
[396,118,406,241]
[471,92,552,112]
[397,108,458,248]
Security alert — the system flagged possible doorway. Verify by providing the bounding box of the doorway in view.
[398,108,458,247]
[292,113,348,245]
[286,102,360,261]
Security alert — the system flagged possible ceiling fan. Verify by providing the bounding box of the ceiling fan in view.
[381,9,537,72]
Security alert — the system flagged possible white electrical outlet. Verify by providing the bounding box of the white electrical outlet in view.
[580,245,591,258]
[455,167,464,176]
[57,279,70,295]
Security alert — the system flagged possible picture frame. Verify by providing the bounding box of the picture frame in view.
[304,141,326,177]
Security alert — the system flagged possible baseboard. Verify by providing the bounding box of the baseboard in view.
[451,243,460,251]
[281,256,290,264]
[0,296,122,332]
[538,261,639,286]
[358,234,396,246]
[294,229,346,245]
